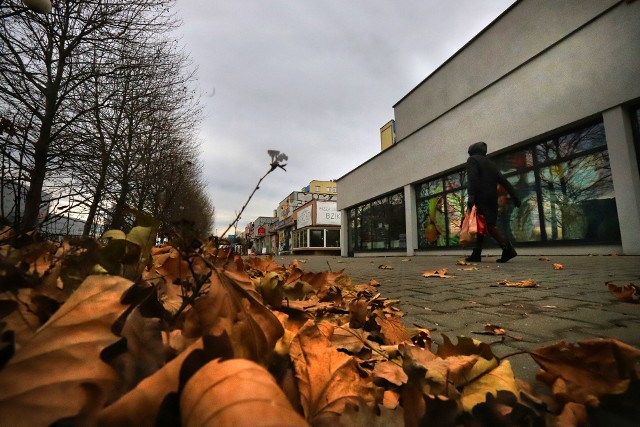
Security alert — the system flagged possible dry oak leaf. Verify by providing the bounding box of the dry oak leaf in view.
[422,268,455,278]
[289,321,377,424]
[553,263,564,270]
[473,324,507,336]
[606,282,640,303]
[530,338,640,402]
[0,275,132,427]
[498,278,539,288]
[182,270,283,362]
[180,358,308,427]
[373,360,408,386]
[460,359,520,412]
[556,401,589,427]
[98,338,203,427]
[318,399,404,427]
[373,309,411,345]
[436,335,499,385]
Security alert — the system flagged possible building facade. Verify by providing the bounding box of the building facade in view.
[337,0,640,256]
[291,200,341,255]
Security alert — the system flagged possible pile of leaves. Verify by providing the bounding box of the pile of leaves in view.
[1,227,639,426]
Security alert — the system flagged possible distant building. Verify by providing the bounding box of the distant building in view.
[291,200,341,255]
[247,216,277,255]
[338,0,640,256]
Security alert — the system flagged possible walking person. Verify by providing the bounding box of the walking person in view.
[466,141,521,262]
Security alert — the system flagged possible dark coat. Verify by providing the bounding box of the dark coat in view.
[466,142,519,226]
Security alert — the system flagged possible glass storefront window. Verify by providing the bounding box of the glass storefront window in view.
[347,191,406,252]
[326,230,340,247]
[416,120,620,250]
[310,229,324,247]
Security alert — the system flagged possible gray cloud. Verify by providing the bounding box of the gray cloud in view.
[173,0,515,234]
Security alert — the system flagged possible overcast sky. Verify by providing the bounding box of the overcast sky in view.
[172,1,516,236]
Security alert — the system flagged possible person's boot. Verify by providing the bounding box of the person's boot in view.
[496,242,517,263]
[465,249,482,262]
[465,235,483,262]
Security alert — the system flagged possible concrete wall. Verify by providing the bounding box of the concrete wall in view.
[393,0,620,140]
[338,0,640,211]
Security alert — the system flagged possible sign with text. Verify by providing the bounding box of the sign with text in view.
[257,227,266,236]
[297,205,312,229]
[316,201,341,225]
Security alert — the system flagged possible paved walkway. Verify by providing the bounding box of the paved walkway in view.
[272,253,640,386]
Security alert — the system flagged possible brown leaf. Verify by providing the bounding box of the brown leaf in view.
[180,358,308,427]
[182,270,283,362]
[109,308,165,394]
[289,321,377,424]
[460,360,520,412]
[378,264,394,270]
[530,339,640,403]
[373,361,408,386]
[539,257,551,261]
[556,402,588,427]
[331,326,368,354]
[485,324,506,335]
[553,263,564,270]
[373,310,411,345]
[98,339,203,427]
[319,400,404,427]
[348,297,368,329]
[0,275,132,426]
[498,278,539,288]
[422,268,455,278]
[606,282,640,303]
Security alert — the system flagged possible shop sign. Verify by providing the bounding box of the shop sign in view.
[316,201,341,225]
[257,227,266,236]
[297,205,312,228]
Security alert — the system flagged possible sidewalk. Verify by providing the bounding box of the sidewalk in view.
[273,253,640,385]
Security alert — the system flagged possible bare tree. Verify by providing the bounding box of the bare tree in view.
[0,0,178,234]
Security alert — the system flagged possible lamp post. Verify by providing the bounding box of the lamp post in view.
[1,0,51,18]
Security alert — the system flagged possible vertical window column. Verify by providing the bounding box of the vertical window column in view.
[603,107,640,254]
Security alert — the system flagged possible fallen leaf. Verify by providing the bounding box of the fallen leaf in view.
[373,310,411,345]
[556,402,588,427]
[98,339,203,427]
[498,278,539,288]
[460,360,520,412]
[289,321,377,424]
[422,268,455,278]
[180,358,308,427]
[378,264,394,270]
[530,338,640,404]
[0,275,132,426]
[553,263,564,270]
[473,324,506,336]
[538,257,550,261]
[373,360,408,386]
[182,270,284,362]
[606,282,640,303]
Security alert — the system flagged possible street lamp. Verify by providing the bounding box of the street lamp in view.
[1,0,51,18]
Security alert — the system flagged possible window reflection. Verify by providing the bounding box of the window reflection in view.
[347,191,406,251]
[415,120,619,250]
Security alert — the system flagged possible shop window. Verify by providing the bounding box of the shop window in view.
[310,229,324,247]
[326,230,340,247]
[416,120,620,249]
[347,190,406,252]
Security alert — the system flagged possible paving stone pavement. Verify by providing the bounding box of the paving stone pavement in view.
[272,253,640,386]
